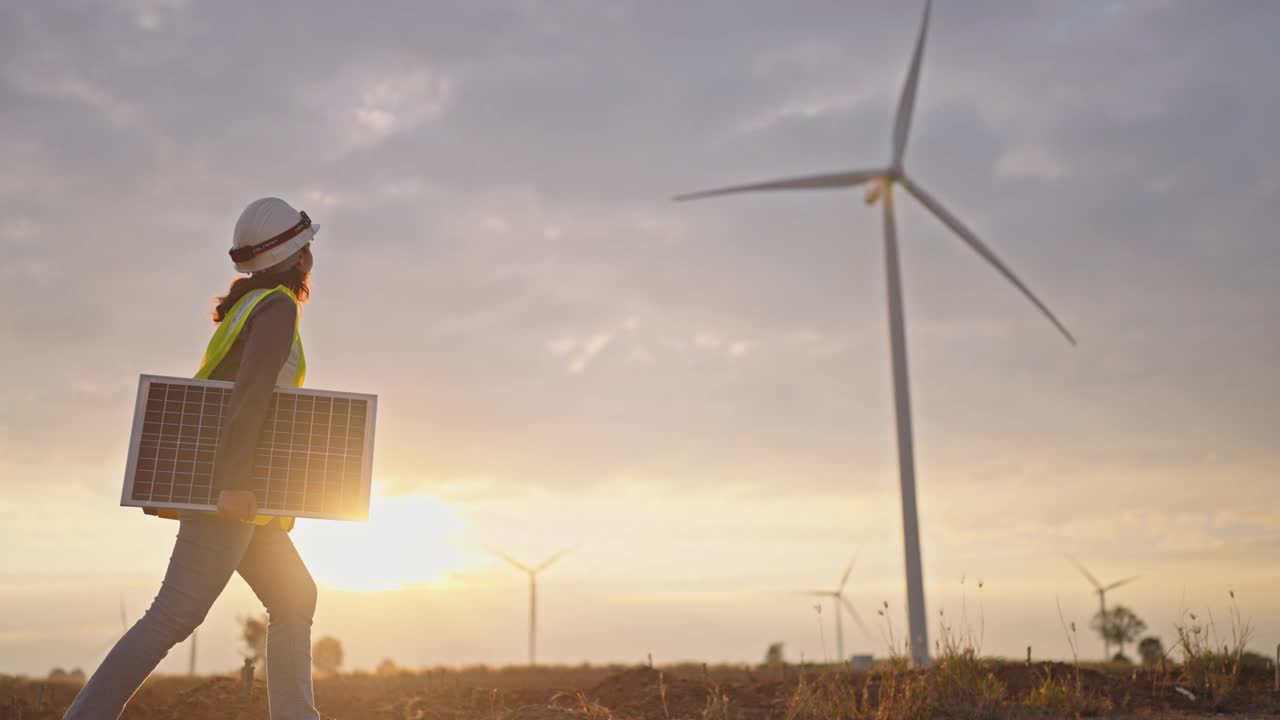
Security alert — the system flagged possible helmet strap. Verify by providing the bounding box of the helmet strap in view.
[231,211,311,264]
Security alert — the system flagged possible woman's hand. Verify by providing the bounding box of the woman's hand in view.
[217,489,258,522]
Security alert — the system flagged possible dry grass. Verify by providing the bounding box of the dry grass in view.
[4,588,1274,720]
[778,669,921,720]
[546,691,618,720]
[923,606,1005,719]
[1018,597,1111,715]
[1022,664,1110,717]
[1167,591,1254,710]
[4,657,1280,720]
[780,594,1005,720]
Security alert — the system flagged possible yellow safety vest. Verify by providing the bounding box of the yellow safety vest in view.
[195,285,306,388]
[148,286,305,530]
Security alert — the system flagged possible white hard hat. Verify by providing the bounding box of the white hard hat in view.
[230,197,320,274]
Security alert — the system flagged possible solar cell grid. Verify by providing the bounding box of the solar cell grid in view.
[122,375,376,521]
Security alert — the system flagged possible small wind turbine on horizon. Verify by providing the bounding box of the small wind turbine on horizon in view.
[1068,556,1138,660]
[675,0,1076,667]
[491,546,577,666]
[797,552,871,662]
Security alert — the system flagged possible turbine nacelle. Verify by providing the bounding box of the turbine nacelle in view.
[863,175,897,206]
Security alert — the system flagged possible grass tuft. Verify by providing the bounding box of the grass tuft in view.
[1170,591,1254,710]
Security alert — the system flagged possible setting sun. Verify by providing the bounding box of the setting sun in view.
[291,492,467,592]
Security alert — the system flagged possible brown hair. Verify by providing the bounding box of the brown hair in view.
[212,264,310,323]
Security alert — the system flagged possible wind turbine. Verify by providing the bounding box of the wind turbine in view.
[798,552,871,662]
[491,546,576,666]
[1068,557,1137,660]
[675,0,1075,666]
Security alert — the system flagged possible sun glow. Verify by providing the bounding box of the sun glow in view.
[291,492,467,592]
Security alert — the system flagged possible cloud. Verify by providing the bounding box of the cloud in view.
[547,331,616,375]
[727,86,882,138]
[997,144,1069,181]
[116,0,189,31]
[301,189,341,209]
[694,332,755,361]
[303,61,459,154]
[5,65,136,127]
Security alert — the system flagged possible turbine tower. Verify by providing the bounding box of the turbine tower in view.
[492,546,576,666]
[798,552,870,662]
[675,0,1075,666]
[1069,557,1137,660]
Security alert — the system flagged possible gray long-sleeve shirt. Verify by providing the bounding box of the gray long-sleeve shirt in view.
[207,293,297,492]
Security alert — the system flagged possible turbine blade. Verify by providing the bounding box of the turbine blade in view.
[674,169,884,202]
[535,545,579,573]
[1103,576,1138,592]
[795,590,837,597]
[838,550,859,592]
[841,597,873,639]
[892,0,932,167]
[1066,555,1103,591]
[900,176,1076,345]
[488,547,532,574]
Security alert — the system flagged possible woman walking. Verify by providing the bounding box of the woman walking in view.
[66,198,323,720]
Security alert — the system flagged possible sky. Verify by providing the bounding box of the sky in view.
[2,0,1278,676]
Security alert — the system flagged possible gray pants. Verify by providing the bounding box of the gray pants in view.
[65,512,320,720]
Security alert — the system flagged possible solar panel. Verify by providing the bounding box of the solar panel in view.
[121,374,377,521]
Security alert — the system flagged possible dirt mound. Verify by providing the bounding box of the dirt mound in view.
[153,676,267,720]
[587,667,700,718]
[587,666,779,719]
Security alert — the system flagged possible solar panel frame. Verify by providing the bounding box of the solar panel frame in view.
[121,374,377,521]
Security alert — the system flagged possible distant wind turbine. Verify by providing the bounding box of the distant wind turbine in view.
[491,546,577,666]
[798,552,871,662]
[1068,556,1137,660]
[674,0,1075,667]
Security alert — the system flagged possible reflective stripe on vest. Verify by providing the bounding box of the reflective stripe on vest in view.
[196,286,306,388]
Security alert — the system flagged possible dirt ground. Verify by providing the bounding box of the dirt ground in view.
[3,662,1278,719]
